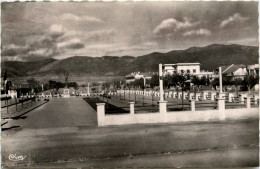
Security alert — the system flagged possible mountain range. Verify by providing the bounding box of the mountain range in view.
[2,44,259,82]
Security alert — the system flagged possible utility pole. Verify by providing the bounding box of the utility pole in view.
[219,67,224,98]
[143,77,146,105]
[159,64,164,102]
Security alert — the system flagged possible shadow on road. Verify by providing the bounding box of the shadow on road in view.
[2,125,21,131]
[13,116,28,120]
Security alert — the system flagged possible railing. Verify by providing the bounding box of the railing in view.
[1,96,37,114]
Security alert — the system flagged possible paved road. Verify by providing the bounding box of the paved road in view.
[1,97,259,168]
[2,97,97,129]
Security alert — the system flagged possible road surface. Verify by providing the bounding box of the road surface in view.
[1,97,259,168]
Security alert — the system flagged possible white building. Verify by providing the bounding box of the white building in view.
[163,63,200,75]
[125,72,153,84]
[197,70,215,79]
[247,64,259,77]
[222,64,247,79]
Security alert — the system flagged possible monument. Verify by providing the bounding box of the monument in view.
[87,83,90,96]
[63,88,70,98]
[63,70,71,98]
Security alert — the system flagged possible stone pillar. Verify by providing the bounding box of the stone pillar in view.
[169,91,172,98]
[178,92,182,99]
[96,103,105,126]
[245,97,251,109]
[202,92,207,100]
[211,92,216,100]
[183,92,187,100]
[218,92,225,99]
[173,91,176,98]
[159,101,167,114]
[190,99,195,112]
[239,94,247,103]
[253,95,259,104]
[195,93,201,101]
[189,93,194,100]
[217,98,225,120]
[228,93,234,102]
[129,102,135,115]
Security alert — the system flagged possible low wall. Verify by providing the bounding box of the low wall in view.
[97,106,258,126]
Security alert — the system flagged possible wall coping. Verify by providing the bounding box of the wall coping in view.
[158,101,167,103]
[96,103,106,106]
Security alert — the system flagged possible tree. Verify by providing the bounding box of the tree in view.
[163,74,173,89]
[170,73,190,110]
[241,75,259,91]
[92,82,100,86]
[64,70,69,87]
[150,74,159,89]
[113,80,121,90]
[130,78,144,89]
[191,75,201,86]
[102,81,111,93]
[211,78,219,90]
[223,76,233,86]
[27,78,39,94]
[191,75,207,87]
[68,82,78,89]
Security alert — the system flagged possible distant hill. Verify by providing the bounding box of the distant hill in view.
[1,44,258,80]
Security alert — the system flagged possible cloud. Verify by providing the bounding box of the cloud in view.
[61,13,103,23]
[57,38,85,49]
[154,17,199,35]
[2,44,30,56]
[85,29,115,43]
[27,48,54,57]
[220,13,249,28]
[49,24,65,39]
[183,29,211,37]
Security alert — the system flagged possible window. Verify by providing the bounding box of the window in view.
[193,69,196,73]
[187,69,190,73]
[181,70,184,74]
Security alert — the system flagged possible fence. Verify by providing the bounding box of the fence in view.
[96,95,258,126]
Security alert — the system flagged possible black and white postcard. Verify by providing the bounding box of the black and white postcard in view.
[1,1,259,168]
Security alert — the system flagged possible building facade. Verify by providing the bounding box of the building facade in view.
[247,64,259,77]
[163,63,201,75]
[221,64,247,79]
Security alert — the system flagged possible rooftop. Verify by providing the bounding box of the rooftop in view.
[222,64,246,74]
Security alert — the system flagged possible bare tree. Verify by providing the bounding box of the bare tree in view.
[64,70,69,88]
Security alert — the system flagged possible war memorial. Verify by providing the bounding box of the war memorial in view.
[1,1,259,168]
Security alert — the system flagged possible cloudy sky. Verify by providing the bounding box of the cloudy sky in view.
[1,1,258,61]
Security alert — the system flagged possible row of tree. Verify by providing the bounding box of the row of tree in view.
[25,73,258,94]
[26,78,79,93]
[102,73,259,92]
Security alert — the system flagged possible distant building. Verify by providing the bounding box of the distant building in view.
[125,72,153,84]
[197,70,215,79]
[221,64,247,79]
[163,63,200,75]
[247,64,259,77]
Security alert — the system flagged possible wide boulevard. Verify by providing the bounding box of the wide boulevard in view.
[1,97,258,168]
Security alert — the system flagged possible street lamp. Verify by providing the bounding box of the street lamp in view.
[142,77,147,105]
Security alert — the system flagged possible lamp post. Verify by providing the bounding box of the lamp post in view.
[152,88,154,106]
[143,77,146,105]
[159,64,164,102]
[124,87,125,100]
[135,88,137,103]
[128,84,131,101]
[218,67,224,98]
[246,65,251,94]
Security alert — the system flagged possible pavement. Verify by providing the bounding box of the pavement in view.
[1,100,47,120]
[1,97,259,168]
